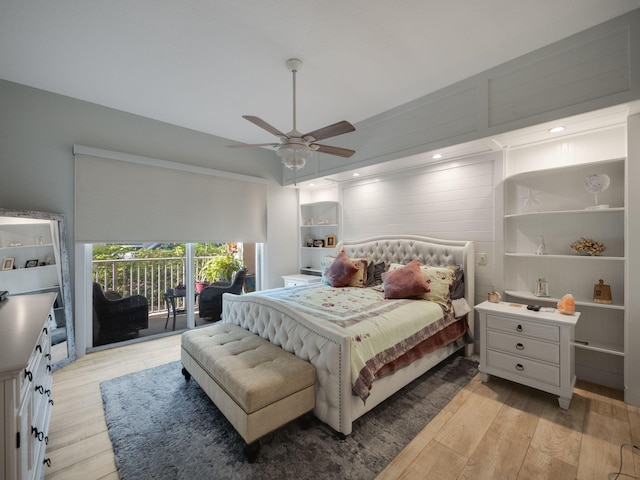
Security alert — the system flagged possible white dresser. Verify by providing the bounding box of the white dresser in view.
[0,293,57,480]
[476,301,580,409]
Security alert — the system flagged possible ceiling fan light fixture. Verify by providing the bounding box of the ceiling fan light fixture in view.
[277,143,310,170]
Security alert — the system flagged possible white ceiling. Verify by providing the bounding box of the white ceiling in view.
[1,1,639,176]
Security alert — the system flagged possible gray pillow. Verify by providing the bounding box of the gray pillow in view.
[449,265,465,300]
[366,262,387,287]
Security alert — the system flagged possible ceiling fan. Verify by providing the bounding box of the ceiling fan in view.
[228,58,356,171]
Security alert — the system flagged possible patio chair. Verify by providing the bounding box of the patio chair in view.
[198,269,247,321]
[93,282,149,346]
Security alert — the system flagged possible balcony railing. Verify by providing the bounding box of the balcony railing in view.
[92,256,213,313]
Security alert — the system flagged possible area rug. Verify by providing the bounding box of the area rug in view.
[100,354,477,480]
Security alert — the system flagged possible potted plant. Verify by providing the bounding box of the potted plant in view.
[197,254,244,291]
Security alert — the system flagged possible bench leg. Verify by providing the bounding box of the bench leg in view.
[181,366,191,382]
[243,440,260,463]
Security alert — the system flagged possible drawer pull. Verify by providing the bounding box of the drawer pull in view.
[43,458,52,468]
[515,363,524,371]
[48,399,54,406]
[43,326,49,335]
[31,426,44,441]
[36,344,42,353]
[24,369,33,381]
[516,324,523,332]
[35,385,44,394]
[516,343,524,350]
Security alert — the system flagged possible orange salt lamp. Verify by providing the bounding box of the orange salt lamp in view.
[557,294,575,315]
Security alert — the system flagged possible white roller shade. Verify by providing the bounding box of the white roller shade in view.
[74,145,267,243]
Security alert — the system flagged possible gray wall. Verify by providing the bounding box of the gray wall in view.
[0,79,299,341]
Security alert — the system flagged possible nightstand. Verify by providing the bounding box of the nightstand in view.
[282,273,322,287]
[475,301,580,409]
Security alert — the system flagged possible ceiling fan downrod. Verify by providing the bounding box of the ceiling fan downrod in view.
[286,58,303,134]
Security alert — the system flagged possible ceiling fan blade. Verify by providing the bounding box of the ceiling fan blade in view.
[313,144,356,158]
[242,115,289,138]
[303,121,355,142]
[227,142,280,148]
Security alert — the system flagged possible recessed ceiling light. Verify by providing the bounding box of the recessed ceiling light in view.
[549,126,565,133]
[352,173,360,177]
[432,154,443,159]
[309,183,315,187]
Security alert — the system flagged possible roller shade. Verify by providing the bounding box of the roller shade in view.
[74,145,267,243]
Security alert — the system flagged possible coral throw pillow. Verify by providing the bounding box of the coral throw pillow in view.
[381,259,429,299]
[324,251,359,287]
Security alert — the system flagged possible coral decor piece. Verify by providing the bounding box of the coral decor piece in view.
[570,237,605,256]
[557,294,576,315]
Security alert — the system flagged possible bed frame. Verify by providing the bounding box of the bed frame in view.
[222,235,475,436]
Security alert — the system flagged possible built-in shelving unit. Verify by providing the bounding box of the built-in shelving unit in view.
[503,157,626,389]
[299,201,340,275]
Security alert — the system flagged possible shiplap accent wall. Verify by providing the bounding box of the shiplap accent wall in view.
[342,155,496,240]
[341,152,501,308]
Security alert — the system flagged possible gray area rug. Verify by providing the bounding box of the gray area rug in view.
[100,354,477,480]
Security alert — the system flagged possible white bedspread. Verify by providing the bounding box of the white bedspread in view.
[249,283,455,401]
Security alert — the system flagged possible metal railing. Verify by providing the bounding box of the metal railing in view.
[92,256,212,313]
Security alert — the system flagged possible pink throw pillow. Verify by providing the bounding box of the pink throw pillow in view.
[381,259,429,299]
[324,251,359,287]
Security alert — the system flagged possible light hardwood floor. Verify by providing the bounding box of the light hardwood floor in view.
[45,334,640,480]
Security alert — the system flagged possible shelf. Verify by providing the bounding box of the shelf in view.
[0,243,54,251]
[505,290,624,310]
[505,253,624,260]
[0,264,57,273]
[301,247,334,251]
[572,340,624,357]
[506,157,625,182]
[300,224,338,228]
[504,207,624,218]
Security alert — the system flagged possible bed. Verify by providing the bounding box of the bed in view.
[222,235,475,436]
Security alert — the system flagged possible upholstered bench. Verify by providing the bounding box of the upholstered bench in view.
[180,323,316,462]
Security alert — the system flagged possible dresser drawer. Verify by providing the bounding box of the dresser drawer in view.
[487,330,560,364]
[487,314,559,342]
[487,350,560,387]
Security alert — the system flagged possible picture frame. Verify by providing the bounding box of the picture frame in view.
[325,234,337,248]
[25,259,39,268]
[2,257,15,271]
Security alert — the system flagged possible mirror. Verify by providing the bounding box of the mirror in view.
[0,208,75,369]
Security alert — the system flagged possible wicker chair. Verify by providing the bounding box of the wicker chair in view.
[93,282,149,346]
[198,269,247,321]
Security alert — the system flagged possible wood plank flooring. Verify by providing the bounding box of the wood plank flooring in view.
[45,334,639,480]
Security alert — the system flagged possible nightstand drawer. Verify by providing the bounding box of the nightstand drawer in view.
[487,314,559,342]
[487,330,560,364]
[487,350,560,387]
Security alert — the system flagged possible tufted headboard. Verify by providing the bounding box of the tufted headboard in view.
[335,235,475,311]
